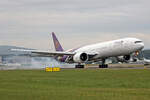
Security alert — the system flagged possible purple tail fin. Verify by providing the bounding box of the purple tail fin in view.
[52,32,64,51]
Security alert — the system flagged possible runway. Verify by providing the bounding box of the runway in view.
[0,63,149,70]
[85,64,150,69]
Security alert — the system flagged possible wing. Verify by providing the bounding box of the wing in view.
[11,49,75,57]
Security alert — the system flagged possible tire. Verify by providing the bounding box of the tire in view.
[99,64,108,68]
[75,65,84,68]
[105,64,108,68]
[99,65,102,68]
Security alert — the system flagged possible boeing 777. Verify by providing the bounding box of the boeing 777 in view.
[12,32,144,68]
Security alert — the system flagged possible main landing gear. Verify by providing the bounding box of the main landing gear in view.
[75,59,108,69]
[99,59,108,68]
[99,64,108,68]
[75,63,84,68]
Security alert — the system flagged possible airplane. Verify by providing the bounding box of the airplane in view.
[12,32,144,68]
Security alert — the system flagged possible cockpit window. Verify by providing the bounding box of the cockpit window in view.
[135,41,142,43]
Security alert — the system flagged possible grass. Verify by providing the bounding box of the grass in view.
[0,69,150,100]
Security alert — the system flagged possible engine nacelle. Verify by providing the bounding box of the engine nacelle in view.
[117,55,130,62]
[73,52,88,63]
[123,55,130,60]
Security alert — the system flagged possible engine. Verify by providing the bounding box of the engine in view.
[73,52,89,63]
[123,55,130,60]
[117,55,130,62]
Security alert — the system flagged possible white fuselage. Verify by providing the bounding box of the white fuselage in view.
[74,38,144,59]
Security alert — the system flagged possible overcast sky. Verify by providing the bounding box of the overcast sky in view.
[0,0,150,50]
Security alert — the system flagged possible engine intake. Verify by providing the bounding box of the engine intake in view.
[73,52,88,63]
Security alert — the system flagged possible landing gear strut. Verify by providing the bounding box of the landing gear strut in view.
[99,59,108,68]
[75,63,84,68]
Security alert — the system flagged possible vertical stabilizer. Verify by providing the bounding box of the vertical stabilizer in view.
[52,32,64,51]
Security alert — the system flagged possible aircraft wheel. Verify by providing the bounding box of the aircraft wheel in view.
[105,64,108,68]
[75,65,84,68]
[99,64,108,68]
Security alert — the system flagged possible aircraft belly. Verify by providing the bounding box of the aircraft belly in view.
[94,45,132,58]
